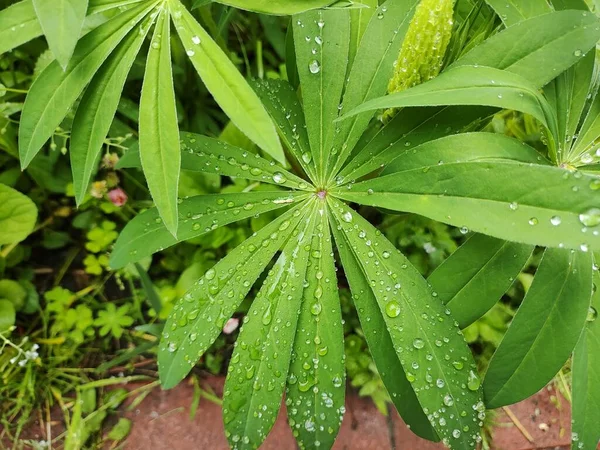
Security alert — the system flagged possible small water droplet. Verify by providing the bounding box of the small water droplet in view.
[385,301,401,318]
[579,208,600,227]
[412,338,425,349]
[309,60,321,74]
[550,216,562,226]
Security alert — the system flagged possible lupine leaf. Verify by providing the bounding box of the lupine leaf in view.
[158,202,311,389]
[139,6,180,236]
[169,0,284,164]
[118,132,310,191]
[286,205,345,450]
[251,79,316,181]
[329,198,483,448]
[213,0,333,15]
[571,253,600,450]
[33,0,89,70]
[339,105,493,184]
[293,8,350,183]
[0,0,43,55]
[70,17,151,205]
[87,0,145,14]
[483,248,593,408]
[326,0,420,183]
[450,11,600,89]
[334,135,600,251]
[109,191,309,269]
[573,85,600,157]
[348,0,376,67]
[223,200,317,449]
[340,66,558,147]
[18,0,159,168]
[484,0,551,26]
[428,234,534,329]
[330,219,439,441]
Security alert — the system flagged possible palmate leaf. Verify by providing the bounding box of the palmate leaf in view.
[571,253,600,450]
[428,234,534,329]
[330,217,438,441]
[483,248,593,408]
[158,201,312,389]
[341,65,559,152]
[169,0,284,164]
[286,204,345,450]
[450,10,600,89]
[118,132,310,191]
[252,79,316,181]
[348,0,376,67]
[325,0,420,182]
[334,133,600,251]
[222,201,318,449]
[70,14,153,206]
[32,0,89,70]
[573,85,600,158]
[18,0,160,168]
[328,197,483,448]
[140,6,180,236]
[0,0,42,55]
[87,0,146,14]
[109,191,309,269]
[292,8,350,183]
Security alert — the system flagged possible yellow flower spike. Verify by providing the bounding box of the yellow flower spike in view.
[384,0,455,121]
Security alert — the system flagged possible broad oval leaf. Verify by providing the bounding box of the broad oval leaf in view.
[222,202,318,449]
[293,8,350,183]
[286,207,345,449]
[0,0,43,55]
[158,202,311,389]
[334,135,600,251]
[252,78,316,182]
[330,220,439,441]
[70,16,151,205]
[329,198,483,448]
[571,253,600,450]
[118,132,310,191]
[109,191,309,269]
[0,183,37,246]
[169,0,284,164]
[139,7,180,236]
[214,0,333,15]
[18,0,159,168]
[483,248,593,408]
[326,0,420,182]
[451,10,600,89]
[32,0,89,70]
[428,234,534,329]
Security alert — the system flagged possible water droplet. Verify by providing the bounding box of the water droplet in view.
[272,172,286,184]
[581,153,594,164]
[192,35,201,45]
[509,202,518,211]
[550,216,562,226]
[309,60,321,74]
[205,268,216,280]
[385,301,401,318]
[590,179,600,190]
[587,306,597,322]
[342,211,353,223]
[443,394,454,406]
[412,338,425,349]
[250,167,262,176]
[467,370,481,391]
[302,152,312,164]
[382,251,390,259]
[528,217,539,226]
[574,49,583,57]
[452,361,464,370]
[579,208,600,227]
[186,49,195,57]
[310,302,322,315]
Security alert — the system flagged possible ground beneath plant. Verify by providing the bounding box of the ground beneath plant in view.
[8,376,593,450]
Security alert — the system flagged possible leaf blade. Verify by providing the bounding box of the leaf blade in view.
[0,184,37,246]
[0,0,43,55]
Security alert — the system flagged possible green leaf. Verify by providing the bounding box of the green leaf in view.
[158,201,311,389]
[573,85,600,157]
[451,11,600,89]
[169,0,284,164]
[334,134,600,251]
[428,234,534,329]
[109,191,308,269]
[330,217,438,441]
[88,0,145,14]
[329,198,483,448]
[252,78,316,181]
[348,0,376,67]
[571,253,600,450]
[0,299,16,333]
[339,105,494,183]
[140,6,180,237]
[0,279,27,311]
[222,201,318,449]
[484,0,551,26]
[0,183,37,246]
[212,0,333,15]
[119,132,310,190]
[70,17,151,205]
[286,206,345,450]
[326,0,420,183]
[134,263,163,314]
[33,0,89,70]
[340,66,558,150]
[293,8,350,183]
[483,248,593,408]
[18,0,159,168]
[0,0,43,55]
